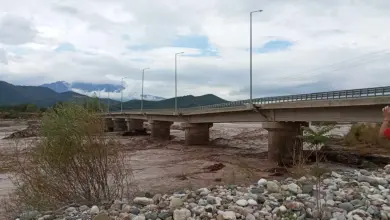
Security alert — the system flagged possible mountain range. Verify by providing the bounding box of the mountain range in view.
[40,81,166,101]
[0,80,228,109]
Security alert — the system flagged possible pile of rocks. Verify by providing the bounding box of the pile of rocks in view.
[16,165,390,220]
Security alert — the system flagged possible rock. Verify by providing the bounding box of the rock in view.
[130,207,141,215]
[197,188,210,196]
[250,187,264,194]
[221,211,236,220]
[145,212,158,220]
[266,181,280,193]
[133,214,146,220]
[247,199,257,206]
[134,197,154,206]
[285,201,304,211]
[79,205,89,212]
[338,202,354,212]
[287,183,301,194]
[173,208,191,220]
[245,213,255,220]
[192,206,205,215]
[93,213,110,220]
[152,194,162,204]
[158,211,173,220]
[236,199,248,207]
[20,211,40,220]
[90,205,100,215]
[257,179,267,186]
[169,197,184,209]
[301,184,313,194]
[279,205,287,213]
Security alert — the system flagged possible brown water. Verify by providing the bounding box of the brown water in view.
[0,120,352,197]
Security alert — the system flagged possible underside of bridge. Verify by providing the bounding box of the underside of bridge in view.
[105,117,306,165]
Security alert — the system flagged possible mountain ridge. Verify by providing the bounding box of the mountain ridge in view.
[0,80,229,109]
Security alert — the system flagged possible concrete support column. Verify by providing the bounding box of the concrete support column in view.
[112,118,127,132]
[126,119,144,131]
[104,118,114,132]
[263,122,307,166]
[150,120,173,140]
[182,123,213,145]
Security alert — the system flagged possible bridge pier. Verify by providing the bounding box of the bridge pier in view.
[104,118,114,132]
[113,118,127,132]
[126,119,144,131]
[263,122,307,166]
[150,120,173,140]
[182,123,213,145]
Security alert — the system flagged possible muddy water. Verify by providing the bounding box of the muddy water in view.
[0,121,352,198]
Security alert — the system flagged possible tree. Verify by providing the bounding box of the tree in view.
[300,122,337,218]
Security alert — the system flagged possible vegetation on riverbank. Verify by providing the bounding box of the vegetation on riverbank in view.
[1,103,135,218]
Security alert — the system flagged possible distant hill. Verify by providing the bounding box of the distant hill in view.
[0,81,121,107]
[111,94,228,111]
[0,80,228,109]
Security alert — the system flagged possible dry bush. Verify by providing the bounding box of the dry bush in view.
[344,123,390,149]
[343,123,390,156]
[2,103,135,215]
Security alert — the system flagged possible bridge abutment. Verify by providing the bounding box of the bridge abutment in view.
[113,118,127,132]
[150,120,173,140]
[263,122,307,166]
[126,119,144,131]
[182,123,213,145]
[104,118,114,132]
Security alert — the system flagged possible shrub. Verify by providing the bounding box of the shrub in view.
[344,123,390,148]
[5,103,135,212]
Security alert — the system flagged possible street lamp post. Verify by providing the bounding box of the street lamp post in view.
[175,52,184,113]
[250,10,262,107]
[120,77,127,112]
[141,68,150,112]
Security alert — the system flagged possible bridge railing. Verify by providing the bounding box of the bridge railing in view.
[111,86,390,114]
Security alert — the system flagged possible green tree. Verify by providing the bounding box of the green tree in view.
[300,122,337,218]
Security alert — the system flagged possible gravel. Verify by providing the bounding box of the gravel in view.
[13,164,390,220]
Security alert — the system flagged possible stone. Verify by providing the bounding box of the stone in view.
[133,215,146,220]
[236,199,248,207]
[20,211,40,220]
[134,197,154,206]
[221,211,236,220]
[245,214,255,220]
[158,211,173,220]
[266,181,280,193]
[145,212,158,220]
[79,205,89,212]
[257,179,267,186]
[169,197,184,209]
[197,188,210,196]
[130,207,141,215]
[338,202,354,212]
[90,205,100,215]
[93,213,110,220]
[173,208,191,220]
[247,199,257,206]
[287,183,301,194]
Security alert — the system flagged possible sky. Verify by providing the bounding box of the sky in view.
[1,0,390,101]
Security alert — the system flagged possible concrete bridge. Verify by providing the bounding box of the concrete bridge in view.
[102,86,390,164]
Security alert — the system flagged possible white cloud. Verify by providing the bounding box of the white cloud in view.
[1,0,390,100]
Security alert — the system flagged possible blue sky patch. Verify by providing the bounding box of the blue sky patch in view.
[172,35,210,49]
[54,42,76,52]
[254,40,294,53]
